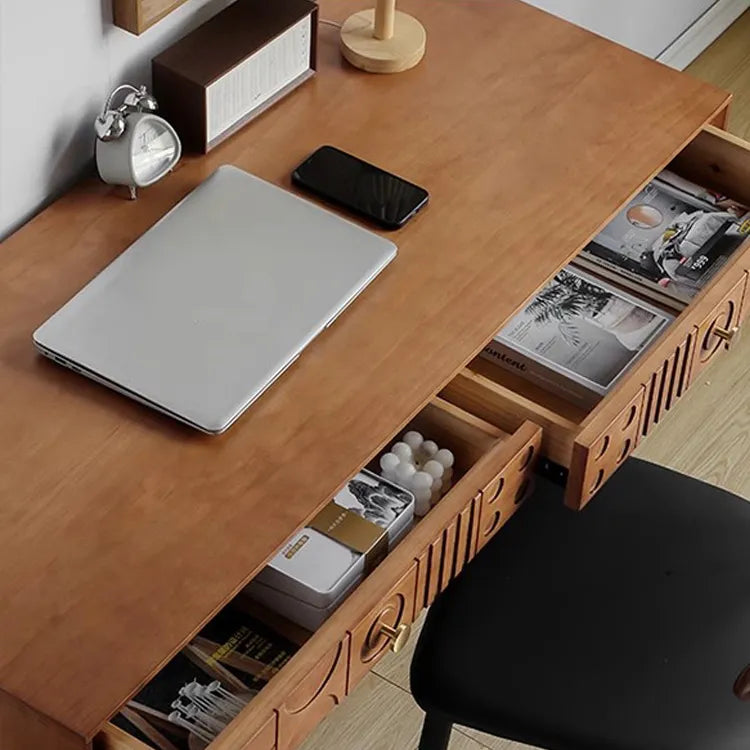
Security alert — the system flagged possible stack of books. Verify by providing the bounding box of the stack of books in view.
[481,171,750,408]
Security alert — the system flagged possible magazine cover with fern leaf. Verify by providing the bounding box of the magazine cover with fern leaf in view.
[480,266,673,408]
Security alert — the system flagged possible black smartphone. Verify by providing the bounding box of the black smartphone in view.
[292,146,429,230]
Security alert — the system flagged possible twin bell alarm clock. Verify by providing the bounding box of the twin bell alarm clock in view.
[94,84,181,199]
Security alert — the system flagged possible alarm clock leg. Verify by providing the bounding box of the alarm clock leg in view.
[129,185,138,200]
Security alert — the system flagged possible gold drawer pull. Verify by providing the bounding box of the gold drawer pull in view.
[379,622,412,654]
[714,326,739,343]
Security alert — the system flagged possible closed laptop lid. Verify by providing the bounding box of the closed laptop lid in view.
[33,165,397,433]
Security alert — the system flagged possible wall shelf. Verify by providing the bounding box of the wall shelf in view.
[113,0,190,34]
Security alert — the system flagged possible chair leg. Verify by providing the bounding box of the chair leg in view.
[418,712,453,750]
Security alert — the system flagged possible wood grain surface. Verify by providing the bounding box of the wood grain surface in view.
[0,689,87,750]
[113,0,190,34]
[0,0,730,739]
[441,363,585,466]
[671,124,750,206]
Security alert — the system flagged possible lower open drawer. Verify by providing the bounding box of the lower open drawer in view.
[95,398,541,750]
[442,124,750,510]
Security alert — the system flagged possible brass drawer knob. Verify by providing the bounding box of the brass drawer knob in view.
[379,622,412,654]
[714,325,739,343]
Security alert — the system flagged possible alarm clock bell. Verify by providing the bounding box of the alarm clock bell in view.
[95,84,182,200]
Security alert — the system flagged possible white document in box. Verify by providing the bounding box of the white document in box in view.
[269,529,359,598]
[254,470,415,609]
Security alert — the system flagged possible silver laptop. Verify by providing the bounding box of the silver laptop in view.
[33,165,396,434]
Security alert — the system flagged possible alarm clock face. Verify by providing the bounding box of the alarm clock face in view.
[131,116,181,185]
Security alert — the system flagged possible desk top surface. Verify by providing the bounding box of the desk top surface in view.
[0,0,728,736]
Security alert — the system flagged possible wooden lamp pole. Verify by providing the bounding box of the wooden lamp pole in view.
[340,0,427,74]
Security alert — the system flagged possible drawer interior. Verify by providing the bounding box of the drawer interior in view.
[95,397,512,750]
[671,126,750,208]
[442,359,586,467]
[376,397,506,479]
[444,125,750,473]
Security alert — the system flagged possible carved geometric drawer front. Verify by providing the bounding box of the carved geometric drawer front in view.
[415,497,479,612]
[475,429,542,553]
[641,331,696,438]
[566,387,645,509]
[348,564,418,690]
[276,638,349,750]
[692,275,747,381]
[244,714,277,750]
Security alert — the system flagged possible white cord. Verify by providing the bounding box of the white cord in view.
[320,18,342,29]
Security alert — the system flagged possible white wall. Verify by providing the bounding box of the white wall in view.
[0,0,236,240]
[522,0,718,58]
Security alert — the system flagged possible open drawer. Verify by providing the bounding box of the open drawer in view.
[442,125,750,511]
[95,399,541,750]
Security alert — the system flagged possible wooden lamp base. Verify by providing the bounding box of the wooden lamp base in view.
[340,9,426,74]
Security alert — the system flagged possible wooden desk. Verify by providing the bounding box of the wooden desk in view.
[1,2,747,749]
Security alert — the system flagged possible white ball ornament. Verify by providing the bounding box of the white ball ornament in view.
[434,448,455,469]
[380,433,456,509]
[380,453,400,475]
[391,442,413,462]
[402,431,424,452]
[414,487,432,516]
[423,460,445,481]
[395,461,417,485]
[420,440,439,462]
[411,471,434,491]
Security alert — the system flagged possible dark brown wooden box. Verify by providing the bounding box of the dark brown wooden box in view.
[153,0,318,153]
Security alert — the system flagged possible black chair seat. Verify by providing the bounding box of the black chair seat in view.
[411,459,750,750]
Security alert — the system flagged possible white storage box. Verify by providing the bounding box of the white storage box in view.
[245,470,414,630]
